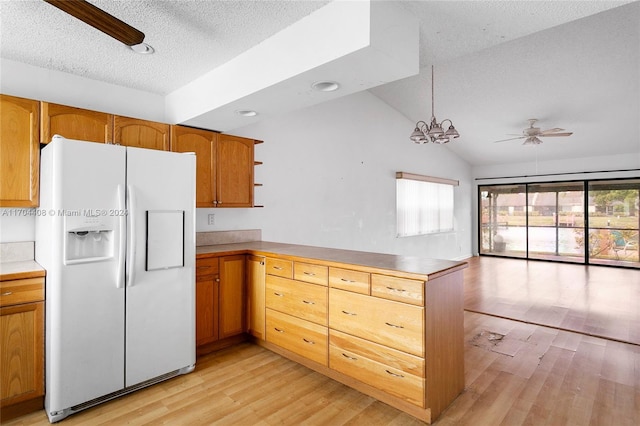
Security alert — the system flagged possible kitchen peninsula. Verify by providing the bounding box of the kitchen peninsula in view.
[196,240,467,424]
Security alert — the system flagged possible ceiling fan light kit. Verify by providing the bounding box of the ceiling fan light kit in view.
[410,66,460,144]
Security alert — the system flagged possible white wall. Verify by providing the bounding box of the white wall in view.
[197,91,473,260]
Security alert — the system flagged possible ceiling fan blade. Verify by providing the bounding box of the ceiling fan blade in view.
[493,136,525,143]
[44,0,145,46]
[540,128,565,133]
[540,132,573,137]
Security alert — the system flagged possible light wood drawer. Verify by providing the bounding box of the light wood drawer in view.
[266,308,328,366]
[371,274,424,306]
[266,275,327,326]
[196,257,219,277]
[0,277,44,307]
[330,333,424,407]
[329,267,370,295]
[294,262,328,286]
[329,288,424,357]
[266,257,293,279]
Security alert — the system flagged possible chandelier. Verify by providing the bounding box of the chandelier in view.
[410,66,460,144]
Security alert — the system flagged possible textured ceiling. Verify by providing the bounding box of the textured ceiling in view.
[1,0,638,167]
[1,0,330,94]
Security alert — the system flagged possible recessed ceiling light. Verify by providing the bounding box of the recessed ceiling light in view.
[312,81,340,92]
[235,110,258,117]
[130,42,154,54]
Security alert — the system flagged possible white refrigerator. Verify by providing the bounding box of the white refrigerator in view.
[36,136,196,423]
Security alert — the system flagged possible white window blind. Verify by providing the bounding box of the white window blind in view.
[396,172,457,237]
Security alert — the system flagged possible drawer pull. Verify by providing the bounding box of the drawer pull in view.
[340,278,356,283]
[303,271,315,276]
[385,370,405,378]
[302,300,315,305]
[341,310,357,316]
[274,327,284,333]
[1,291,12,296]
[273,266,284,270]
[386,286,406,292]
[385,322,404,329]
[302,338,315,345]
[273,292,284,297]
[342,353,358,361]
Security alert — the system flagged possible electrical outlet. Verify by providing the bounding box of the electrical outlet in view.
[207,214,215,225]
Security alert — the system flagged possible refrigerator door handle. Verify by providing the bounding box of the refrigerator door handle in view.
[126,184,137,287]
[116,184,126,288]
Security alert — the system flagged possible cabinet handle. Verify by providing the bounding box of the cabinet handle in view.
[273,266,283,270]
[303,271,315,276]
[385,322,404,329]
[386,286,406,292]
[342,353,357,361]
[341,310,357,316]
[385,370,404,378]
[215,278,220,282]
[302,300,315,305]
[274,327,284,333]
[1,291,12,296]
[340,278,356,283]
[302,338,315,345]
[273,292,284,297]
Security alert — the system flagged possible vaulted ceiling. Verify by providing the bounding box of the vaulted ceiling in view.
[1,1,638,167]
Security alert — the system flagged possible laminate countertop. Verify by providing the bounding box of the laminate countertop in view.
[197,241,467,281]
[0,260,46,281]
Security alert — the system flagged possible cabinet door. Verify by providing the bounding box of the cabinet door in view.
[219,255,246,339]
[171,126,216,207]
[247,255,265,340]
[216,134,254,207]
[0,301,44,407]
[114,116,170,150]
[0,95,39,207]
[41,102,112,144]
[195,274,219,346]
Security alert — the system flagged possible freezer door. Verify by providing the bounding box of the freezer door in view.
[38,139,127,412]
[125,147,196,386]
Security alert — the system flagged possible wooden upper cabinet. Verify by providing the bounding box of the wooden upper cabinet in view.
[0,95,39,207]
[171,125,216,207]
[41,102,112,144]
[216,134,254,207]
[114,116,170,150]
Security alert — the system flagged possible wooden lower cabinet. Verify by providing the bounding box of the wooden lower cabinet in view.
[196,255,246,355]
[265,309,328,366]
[0,277,45,421]
[246,255,266,340]
[257,254,464,424]
[219,255,246,339]
[329,330,424,407]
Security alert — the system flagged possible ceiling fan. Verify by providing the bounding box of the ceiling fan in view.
[494,119,573,145]
[43,0,149,51]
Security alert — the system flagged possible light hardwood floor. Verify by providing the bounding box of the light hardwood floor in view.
[464,256,640,345]
[4,257,639,425]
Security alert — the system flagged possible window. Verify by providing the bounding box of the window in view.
[479,178,639,269]
[396,172,458,237]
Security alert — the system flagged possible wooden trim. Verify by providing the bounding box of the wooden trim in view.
[396,171,459,186]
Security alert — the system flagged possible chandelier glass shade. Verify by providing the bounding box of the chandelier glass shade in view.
[410,66,460,144]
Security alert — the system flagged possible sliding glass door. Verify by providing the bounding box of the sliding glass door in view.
[479,184,527,258]
[527,182,585,263]
[479,178,639,268]
[588,179,639,266]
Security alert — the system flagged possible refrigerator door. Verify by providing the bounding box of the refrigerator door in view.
[38,139,127,412]
[125,147,196,386]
